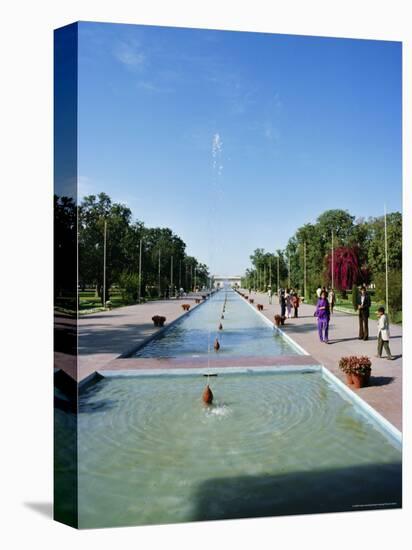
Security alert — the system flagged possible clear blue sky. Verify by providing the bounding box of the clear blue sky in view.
[78,22,402,275]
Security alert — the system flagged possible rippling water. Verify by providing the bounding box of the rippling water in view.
[135,289,300,358]
[71,372,401,527]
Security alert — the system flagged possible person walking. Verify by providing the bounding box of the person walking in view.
[376,307,394,359]
[268,287,272,305]
[280,290,286,319]
[292,292,300,318]
[328,288,336,315]
[315,290,330,343]
[316,285,322,298]
[357,286,371,340]
[285,289,292,319]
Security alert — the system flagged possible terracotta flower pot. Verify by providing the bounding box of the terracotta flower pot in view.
[345,372,354,385]
[352,373,368,389]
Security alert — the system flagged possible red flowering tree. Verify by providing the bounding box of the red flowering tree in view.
[325,246,369,290]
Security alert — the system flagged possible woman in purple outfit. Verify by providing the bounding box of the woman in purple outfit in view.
[315,290,330,343]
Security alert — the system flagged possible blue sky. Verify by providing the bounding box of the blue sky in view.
[78,22,402,275]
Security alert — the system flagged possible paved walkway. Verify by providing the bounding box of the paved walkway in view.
[246,290,402,430]
[75,294,206,382]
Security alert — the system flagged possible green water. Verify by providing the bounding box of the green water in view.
[67,371,402,528]
[135,289,301,358]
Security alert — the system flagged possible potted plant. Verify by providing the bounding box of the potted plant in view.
[105,300,112,310]
[274,314,282,327]
[257,304,263,311]
[351,356,372,388]
[339,355,372,388]
[338,356,355,385]
[181,304,191,311]
[249,298,254,304]
[152,315,166,327]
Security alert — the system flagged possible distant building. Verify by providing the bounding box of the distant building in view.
[213,275,241,288]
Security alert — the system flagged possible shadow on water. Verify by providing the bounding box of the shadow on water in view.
[78,377,116,413]
[191,462,402,522]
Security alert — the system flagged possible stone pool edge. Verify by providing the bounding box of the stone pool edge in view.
[241,295,309,356]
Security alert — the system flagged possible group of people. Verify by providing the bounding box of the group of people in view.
[277,288,301,319]
[314,285,393,359]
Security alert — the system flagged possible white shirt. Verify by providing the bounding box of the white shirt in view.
[377,314,390,341]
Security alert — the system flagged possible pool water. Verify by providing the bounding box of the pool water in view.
[134,289,300,358]
[72,371,401,528]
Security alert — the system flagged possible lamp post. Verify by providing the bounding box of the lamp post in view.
[277,255,280,293]
[331,229,334,290]
[158,248,161,298]
[304,241,307,301]
[138,238,142,303]
[288,253,291,289]
[269,257,272,288]
[384,205,389,314]
[102,220,107,306]
[170,256,174,298]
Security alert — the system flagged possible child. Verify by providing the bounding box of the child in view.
[376,307,394,360]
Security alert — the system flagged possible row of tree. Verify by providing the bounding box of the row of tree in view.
[242,209,402,315]
[55,193,210,305]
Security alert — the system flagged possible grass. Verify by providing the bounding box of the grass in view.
[78,290,165,314]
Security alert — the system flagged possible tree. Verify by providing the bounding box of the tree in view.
[325,246,366,291]
[316,209,355,246]
[77,192,210,303]
[79,193,134,303]
[374,269,402,320]
[366,213,402,276]
[54,195,77,308]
